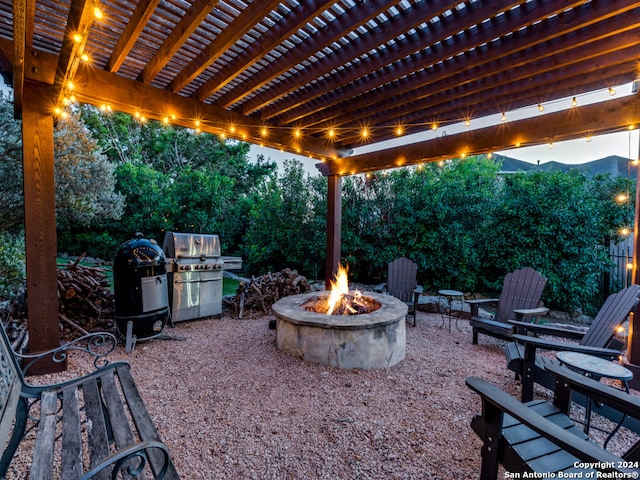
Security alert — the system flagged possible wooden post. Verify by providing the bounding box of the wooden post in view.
[625,127,640,388]
[21,81,64,375]
[325,174,342,289]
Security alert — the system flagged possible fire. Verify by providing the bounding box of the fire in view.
[326,264,367,315]
[326,265,350,314]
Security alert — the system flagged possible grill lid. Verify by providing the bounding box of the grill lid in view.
[162,232,221,259]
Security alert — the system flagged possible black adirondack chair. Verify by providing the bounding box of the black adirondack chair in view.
[469,267,548,345]
[375,257,423,326]
[505,283,640,402]
[467,364,640,480]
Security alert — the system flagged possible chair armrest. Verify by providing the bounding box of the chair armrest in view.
[81,440,171,480]
[513,307,549,318]
[374,283,386,293]
[509,320,586,339]
[511,334,621,359]
[545,363,640,416]
[466,298,499,317]
[465,376,625,468]
[413,285,423,295]
[466,298,499,305]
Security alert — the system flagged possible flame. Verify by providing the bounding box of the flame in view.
[326,265,350,315]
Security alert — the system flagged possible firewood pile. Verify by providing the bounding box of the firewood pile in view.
[229,268,311,318]
[3,257,116,349]
[56,258,116,338]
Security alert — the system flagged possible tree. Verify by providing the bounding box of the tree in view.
[243,160,326,277]
[54,112,124,229]
[0,92,24,230]
[481,169,633,313]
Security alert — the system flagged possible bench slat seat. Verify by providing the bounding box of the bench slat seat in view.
[0,324,180,480]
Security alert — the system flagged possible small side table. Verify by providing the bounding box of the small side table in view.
[556,351,633,448]
[438,289,465,333]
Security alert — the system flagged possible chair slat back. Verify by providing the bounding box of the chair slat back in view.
[387,257,418,303]
[580,284,640,348]
[0,323,23,454]
[494,267,547,323]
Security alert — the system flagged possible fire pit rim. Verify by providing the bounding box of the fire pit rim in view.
[271,291,408,330]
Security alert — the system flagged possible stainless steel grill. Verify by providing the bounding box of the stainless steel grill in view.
[162,232,226,322]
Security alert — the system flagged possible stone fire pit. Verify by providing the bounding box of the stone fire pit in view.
[272,291,407,370]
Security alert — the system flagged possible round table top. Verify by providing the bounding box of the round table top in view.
[556,351,633,381]
[438,289,464,297]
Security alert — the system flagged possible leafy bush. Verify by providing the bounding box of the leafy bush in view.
[0,231,25,300]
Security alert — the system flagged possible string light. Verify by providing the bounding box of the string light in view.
[464,119,471,127]
[360,127,369,140]
[538,104,544,112]
[93,2,104,19]
[327,128,336,139]
[571,97,578,107]
[609,86,616,96]
[616,193,629,203]
[501,112,506,122]
[620,227,631,236]
[431,122,438,131]
[73,33,83,43]
[395,126,404,136]
[294,128,302,139]
[80,53,90,62]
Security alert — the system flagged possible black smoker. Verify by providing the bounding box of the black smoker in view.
[113,234,170,342]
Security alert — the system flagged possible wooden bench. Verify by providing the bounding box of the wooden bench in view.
[0,324,180,479]
[466,364,640,479]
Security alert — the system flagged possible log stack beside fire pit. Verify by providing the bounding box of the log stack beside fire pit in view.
[229,268,311,318]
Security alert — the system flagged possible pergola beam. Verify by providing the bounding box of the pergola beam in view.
[138,0,220,84]
[213,0,402,109]
[169,0,282,93]
[317,94,640,176]
[270,0,636,127]
[72,63,342,160]
[195,0,335,101]
[107,0,160,73]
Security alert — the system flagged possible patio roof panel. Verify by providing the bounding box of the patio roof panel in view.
[0,0,637,174]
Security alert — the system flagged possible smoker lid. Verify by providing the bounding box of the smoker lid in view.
[162,232,221,258]
[114,236,165,268]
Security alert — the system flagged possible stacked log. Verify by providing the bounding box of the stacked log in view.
[3,257,116,347]
[56,258,116,338]
[231,268,311,318]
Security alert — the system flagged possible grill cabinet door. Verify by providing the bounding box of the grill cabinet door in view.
[198,270,223,317]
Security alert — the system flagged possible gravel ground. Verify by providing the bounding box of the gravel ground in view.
[6,311,640,479]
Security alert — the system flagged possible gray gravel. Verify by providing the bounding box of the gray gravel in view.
[6,311,639,479]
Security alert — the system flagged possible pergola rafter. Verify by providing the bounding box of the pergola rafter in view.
[1,0,640,372]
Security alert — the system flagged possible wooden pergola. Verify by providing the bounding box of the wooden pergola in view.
[1,0,640,372]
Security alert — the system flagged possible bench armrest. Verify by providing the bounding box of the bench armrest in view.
[511,334,621,359]
[509,320,586,339]
[81,440,172,480]
[16,332,119,390]
[466,376,626,470]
